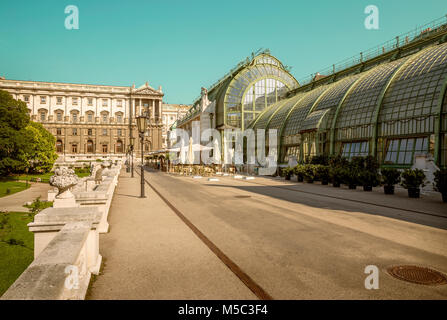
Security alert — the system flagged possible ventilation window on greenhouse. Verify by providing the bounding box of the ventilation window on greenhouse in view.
[384,137,428,165]
[341,141,369,159]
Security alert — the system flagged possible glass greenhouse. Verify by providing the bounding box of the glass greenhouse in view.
[176,50,298,131]
[249,25,447,169]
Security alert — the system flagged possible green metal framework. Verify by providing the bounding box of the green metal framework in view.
[251,31,447,168]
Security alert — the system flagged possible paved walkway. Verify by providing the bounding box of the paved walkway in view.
[89,169,447,299]
[88,169,256,299]
[0,182,53,212]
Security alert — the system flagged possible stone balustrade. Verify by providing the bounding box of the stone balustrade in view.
[1,163,122,300]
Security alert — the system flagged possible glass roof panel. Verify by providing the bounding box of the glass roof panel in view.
[378,43,447,137]
[282,86,329,137]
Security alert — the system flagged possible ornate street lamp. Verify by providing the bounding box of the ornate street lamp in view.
[136,115,148,198]
[130,137,135,178]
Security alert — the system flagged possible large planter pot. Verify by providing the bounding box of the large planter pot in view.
[321,180,329,185]
[348,184,356,190]
[408,187,420,198]
[363,185,373,192]
[384,185,394,195]
[333,181,341,188]
[442,192,447,203]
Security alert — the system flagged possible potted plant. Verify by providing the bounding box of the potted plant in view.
[330,167,344,187]
[282,167,293,180]
[380,167,401,195]
[294,164,305,182]
[433,169,447,203]
[303,165,316,183]
[400,168,426,198]
[359,170,380,191]
[345,160,361,189]
[315,165,330,185]
[358,156,380,191]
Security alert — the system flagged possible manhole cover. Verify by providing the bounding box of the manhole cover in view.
[387,265,447,285]
[234,195,251,198]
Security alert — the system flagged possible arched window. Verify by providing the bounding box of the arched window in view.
[71,110,79,123]
[115,112,123,123]
[87,140,94,153]
[38,108,48,122]
[86,111,94,123]
[116,140,123,153]
[56,140,63,153]
[101,111,109,124]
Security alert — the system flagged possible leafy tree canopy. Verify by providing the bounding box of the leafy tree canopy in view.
[0,90,57,175]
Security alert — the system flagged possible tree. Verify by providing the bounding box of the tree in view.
[0,90,57,175]
[23,122,58,173]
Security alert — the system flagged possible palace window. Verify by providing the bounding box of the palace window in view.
[102,99,108,107]
[56,128,62,135]
[117,114,122,123]
[88,98,93,106]
[72,144,78,153]
[72,128,77,136]
[102,129,107,136]
[87,113,93,123]
[56,140,63,153]
[384,137,429,165]
[72,97,78,105]
[57,97,63,105]
[87,140,94,153]
[102,144,108,153]
[40,112,46,121]
[72,113,78,123]
[24,95,30,102]
[102,114,108,123]
[341,141,369,159]
[56,112,63,122]
[40,96,46,104]
[116,140,123,153]
[88,129,93,136]
[117,129,122,136]
[117,100,123,107]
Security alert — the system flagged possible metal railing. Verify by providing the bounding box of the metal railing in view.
[297,14,447,86]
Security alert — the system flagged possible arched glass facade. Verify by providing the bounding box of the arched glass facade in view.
[250,42,447,168]
[222,55,298,130]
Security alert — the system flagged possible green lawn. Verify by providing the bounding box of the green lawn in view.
[12,168,91,183]
[0,211,34,296]
[0,181,30,198]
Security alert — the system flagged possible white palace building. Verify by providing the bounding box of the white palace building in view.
[0,77,168,162]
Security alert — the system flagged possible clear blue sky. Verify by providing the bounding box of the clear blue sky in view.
[0,0,446,104]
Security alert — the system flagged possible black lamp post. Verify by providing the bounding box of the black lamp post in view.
[130,137,135,178]
[136,115,148,198]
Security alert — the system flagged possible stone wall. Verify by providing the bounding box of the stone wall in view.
[0,163,122,300]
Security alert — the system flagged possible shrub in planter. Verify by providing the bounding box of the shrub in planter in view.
[294,164,305,182]
[433,169,447,203]
[359,170,380,191]
[380,167,401,195]
[345,162,361,189]
[330,167,344,187]
[282,167,293,180]
[401,169,426,198]
[357,156,380,191]
[310,155,329,166]
[303,165,316,183]
[315,165,330,185]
